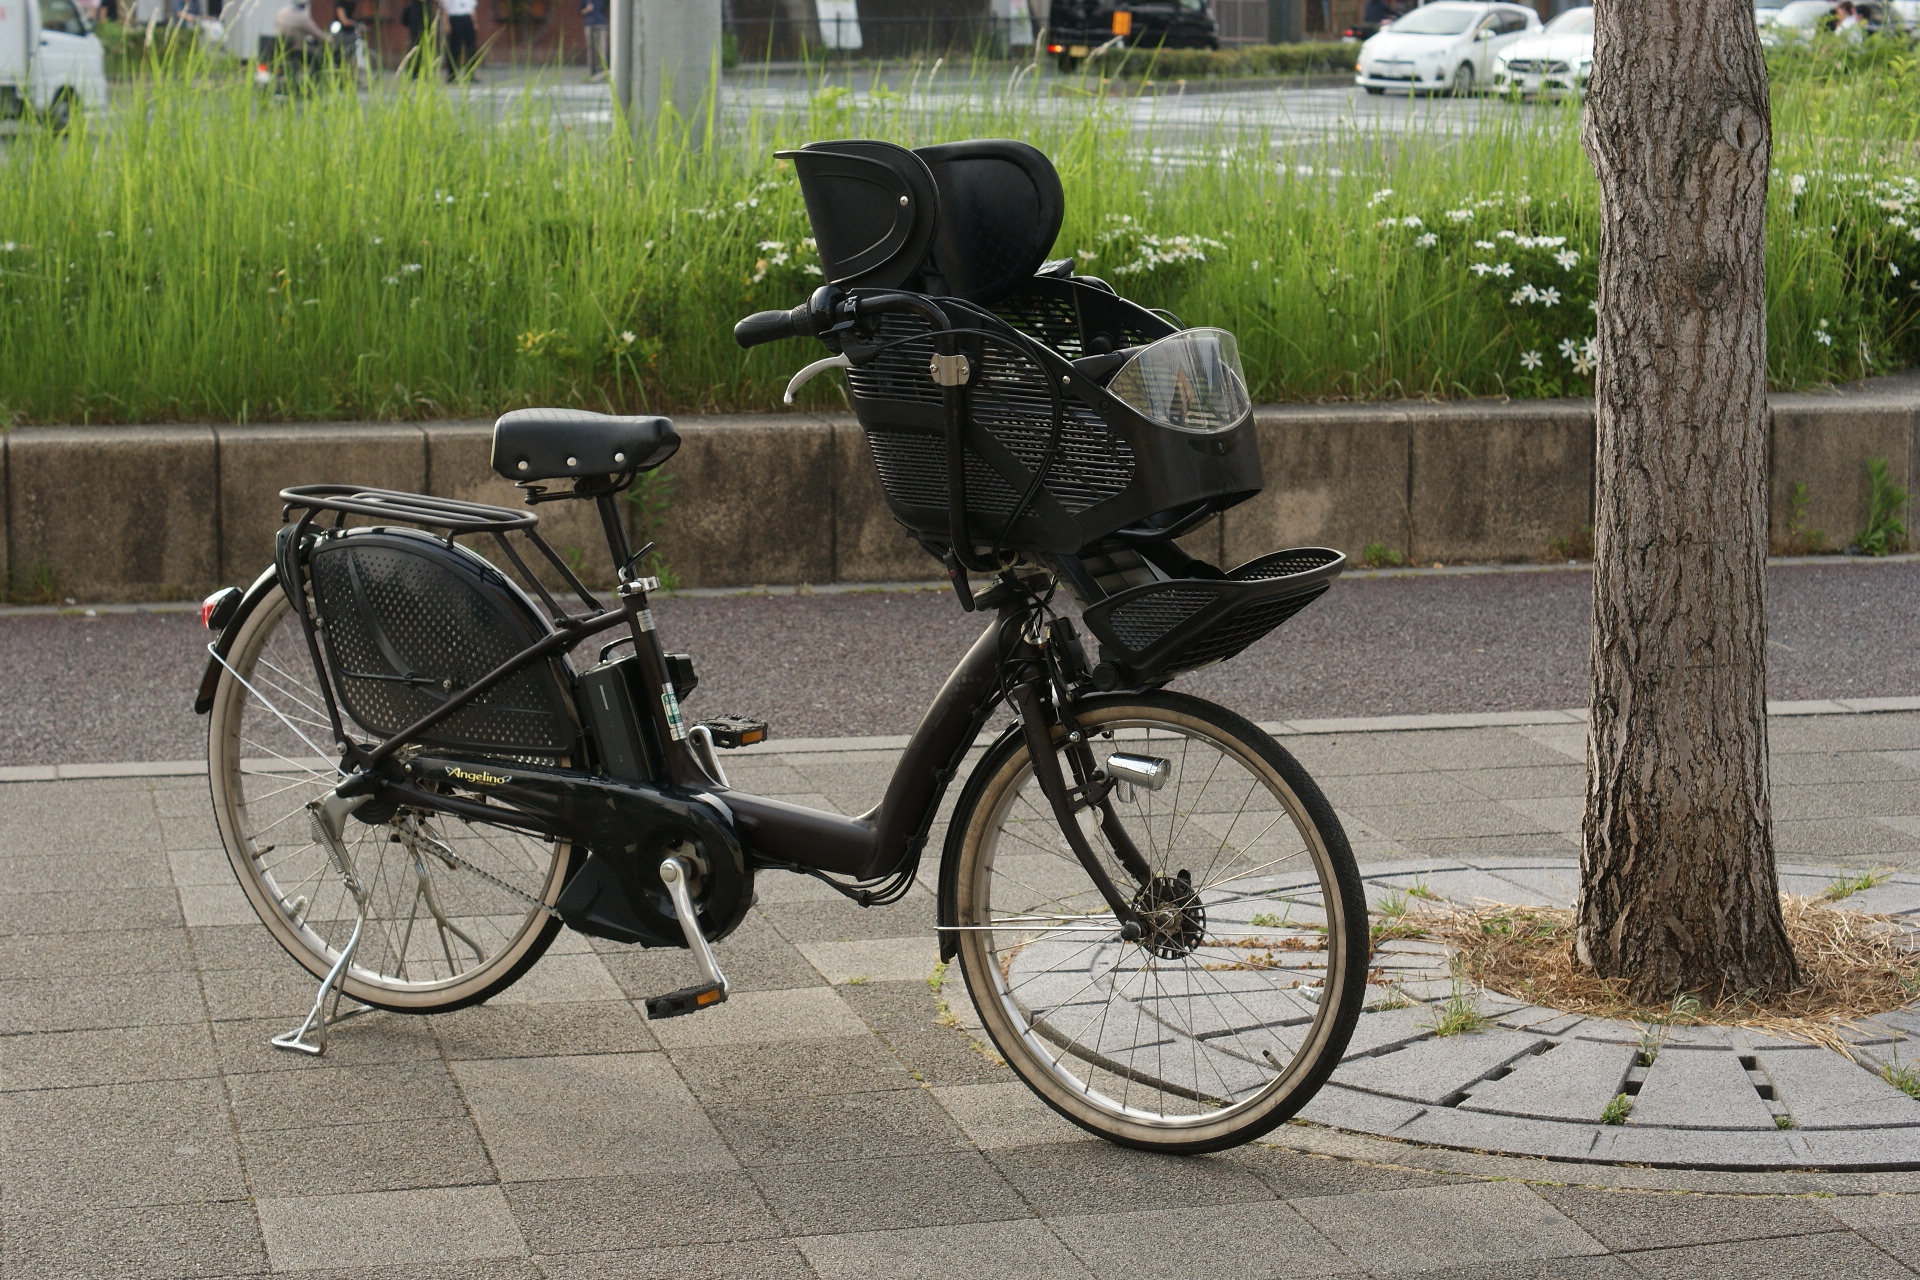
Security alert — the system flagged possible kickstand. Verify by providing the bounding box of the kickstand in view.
[272,792,379,1056]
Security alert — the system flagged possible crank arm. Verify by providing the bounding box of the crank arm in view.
[1011,682,1143,939]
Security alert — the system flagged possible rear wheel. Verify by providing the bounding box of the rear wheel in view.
[207,582,579,1013]
[949,692,1370,1153]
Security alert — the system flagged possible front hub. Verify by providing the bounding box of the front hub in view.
[1132,871,1205,960]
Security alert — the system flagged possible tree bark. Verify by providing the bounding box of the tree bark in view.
[1577,0,1799,1002]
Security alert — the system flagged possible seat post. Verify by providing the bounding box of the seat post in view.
[595,489,634,579]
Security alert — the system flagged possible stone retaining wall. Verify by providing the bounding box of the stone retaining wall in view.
[3,394,1914,602]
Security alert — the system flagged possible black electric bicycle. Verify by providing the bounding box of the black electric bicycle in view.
[195,138,1369,1154]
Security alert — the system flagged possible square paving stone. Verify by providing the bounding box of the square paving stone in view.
[1293,1183,1605,1274]
[201,961,344,1023]
[0,1020,220,1091]
[502,1170,779,1254]
[1628,1046,1778,1129]
[1,1077,247,1210]
[227,1061,465,1131]
[1619,1229,1914,1279]
[0,1200,267,1280]
[1758,1046,1920,1128]
[483,952,625,1005]
[796,1219,1094,1280]
[430,1000,658,1060]
[758,897,933,943]
[1857,1223,1920,1268]
[1454,766,1588,800]
[1345,802,1553,842]
[210,1013,444,1075]
[1377,1260,1641,1280]
[454,1052,734,1182]
[1377,728,1578,772]
[1536,1186,1847,1252]
[239,1115,496,1198]
[1461,1039,1638,1123]
[642,986,867,1049]
[1822,1193,1920,1230]
[1280,736,1433,777]
[0,887,183,935]
[599,913,823,995]
[1332,1029,1544,1104]
[187,922,298,971]
[709,1087,970,1166]
[1230,1145,1472,1199]
[0,925,194,980]
[930,1082,1092,1150]
[257,1186,528,1272]
[0,969,206,1033]
[0,849,174,893]
[797,936,941,985]
[177,879,262,928]
[750,1149,1032,1235]
[670,1034,916,1102]
[987,1142,1272,1216]
[1049,1201,1358,1280]
[285,1265,541,1280]
[535,1239,815,1280]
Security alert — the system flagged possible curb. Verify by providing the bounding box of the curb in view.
[7,699,1917,784]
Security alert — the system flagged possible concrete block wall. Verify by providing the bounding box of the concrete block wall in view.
[1,396,1914,603]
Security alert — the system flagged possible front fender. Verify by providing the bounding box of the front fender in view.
[190,562,285,715]
[935,720,1025,963]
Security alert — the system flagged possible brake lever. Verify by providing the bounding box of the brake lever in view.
[783,354,853,404]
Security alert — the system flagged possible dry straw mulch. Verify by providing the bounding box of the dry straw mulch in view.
[1408,896,1920,1052]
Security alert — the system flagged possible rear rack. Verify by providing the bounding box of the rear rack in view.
[280,485,538,534]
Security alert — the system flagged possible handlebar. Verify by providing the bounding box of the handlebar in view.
[733,303,814,349]
[734,288,955,350]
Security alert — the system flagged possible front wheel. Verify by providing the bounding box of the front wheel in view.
[1451,62,1476,96]
[949,692,1369,1153]
[206,581,580,1014]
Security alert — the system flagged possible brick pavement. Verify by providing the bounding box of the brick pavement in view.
[5,712,1920,1277]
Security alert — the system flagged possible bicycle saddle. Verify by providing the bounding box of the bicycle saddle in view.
[491,408,679,482]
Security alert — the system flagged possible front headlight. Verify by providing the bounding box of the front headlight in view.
[1107,329,1252,435]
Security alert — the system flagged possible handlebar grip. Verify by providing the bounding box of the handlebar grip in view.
[734,304,811,349]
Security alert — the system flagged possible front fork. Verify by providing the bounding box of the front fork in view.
[1006,627,1155,939]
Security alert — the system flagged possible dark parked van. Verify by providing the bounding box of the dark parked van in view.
[1045,0,1220,71]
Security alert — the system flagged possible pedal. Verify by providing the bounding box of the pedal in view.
[699,716,768,749]
[646,855,732,1022]
[644,983,728,1019]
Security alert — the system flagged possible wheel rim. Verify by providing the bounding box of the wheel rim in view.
[209,587,570,1009]
[959,710,1355,1134]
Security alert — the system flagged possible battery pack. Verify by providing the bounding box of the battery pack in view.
[579,654,656,782]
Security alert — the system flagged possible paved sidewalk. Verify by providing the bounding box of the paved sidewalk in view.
[6,711,1920,1277]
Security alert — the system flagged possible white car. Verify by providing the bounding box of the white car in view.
[0,0,107,130]
[1491,6,1593,97]
[1355,1,1541,96]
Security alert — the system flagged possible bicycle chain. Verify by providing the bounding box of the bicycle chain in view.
[400,823,563,920]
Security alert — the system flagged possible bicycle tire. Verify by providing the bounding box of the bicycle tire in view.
[206,581,579,1013]
[949,691,1369,1153]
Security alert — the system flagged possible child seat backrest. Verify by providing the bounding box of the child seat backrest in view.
[781,138,1064,306]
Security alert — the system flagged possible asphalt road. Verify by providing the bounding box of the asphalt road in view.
[5,559,1916,768]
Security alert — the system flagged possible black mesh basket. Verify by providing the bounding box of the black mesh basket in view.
[788,138,1265,556]
[307,529,576,755]
[1079,548,1346,679]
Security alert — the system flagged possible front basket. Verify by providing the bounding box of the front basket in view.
[1079,547,1345,679]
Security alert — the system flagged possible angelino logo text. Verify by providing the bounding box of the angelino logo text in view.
[447,766,510,786]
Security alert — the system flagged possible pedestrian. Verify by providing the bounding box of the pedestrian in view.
[441,0,479,80]
[580,0,609,83]
[399,0,428,75]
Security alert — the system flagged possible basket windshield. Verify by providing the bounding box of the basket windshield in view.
[1106,328,1251,434]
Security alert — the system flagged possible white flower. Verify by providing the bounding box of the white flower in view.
[1554,249,1580,269]
[1558,338,1580,361]
[400,263,423,274]
[1470,262,1495,276]
[619,329,638,344]
[1816,329,1835,346]
[1891,216,1909,228]
[1539,287,1562,307]
[1790,173,1809,196]
[1445,209,1474,222]
[1492,262,1514,278]
[1520,350,1543,370]
[1367,188,1395,207]
[1474,239,1495,250]
[1510,285,1537,305]
[1497,230,1517,240]
[0,241,15,252]
[383,275,399,286]
[1582,336,1599,361]
[757,240,785,251]
[1401,215,1424,229]
[1414,233,1438,248]
[1894,263,1903,277]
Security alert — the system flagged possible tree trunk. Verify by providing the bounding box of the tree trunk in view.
[1577,0,1799,1002]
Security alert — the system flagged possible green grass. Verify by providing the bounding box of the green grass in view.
[1426,982,1492,1037]
[6,56,1920,424]
[1599,1093,1632,1125]
[1823,867,1894,901]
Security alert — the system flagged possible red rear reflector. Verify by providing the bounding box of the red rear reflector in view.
[1047,43,1063,52]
